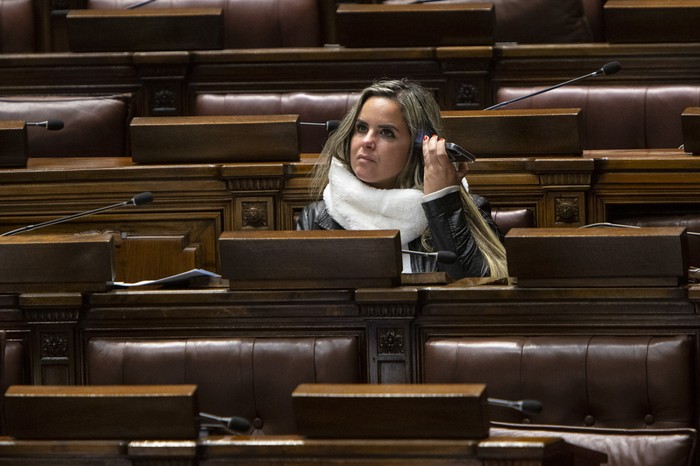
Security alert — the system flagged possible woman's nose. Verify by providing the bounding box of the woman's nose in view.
[362,132,376,149]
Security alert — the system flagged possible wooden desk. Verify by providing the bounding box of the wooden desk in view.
[0,435,605,466]
[1,151,700,283]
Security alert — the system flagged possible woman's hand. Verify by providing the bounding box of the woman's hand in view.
[421,134,469,195]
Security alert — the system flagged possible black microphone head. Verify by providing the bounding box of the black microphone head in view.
[601,61,622,76]
[45,119,64,131]
[326,120,340,132]
[436,250,457,264]
[226,416,252,432]
[521,399,543,414]
[131,191,154,206]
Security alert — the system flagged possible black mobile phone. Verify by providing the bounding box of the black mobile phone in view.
[414,133,476,162]
[445,141,476,162]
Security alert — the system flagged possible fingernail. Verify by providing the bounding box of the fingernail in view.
[423,135,429,141]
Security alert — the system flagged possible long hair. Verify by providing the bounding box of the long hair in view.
[310,79,507,278]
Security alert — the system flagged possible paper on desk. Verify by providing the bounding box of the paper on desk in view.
[110,268,221,287]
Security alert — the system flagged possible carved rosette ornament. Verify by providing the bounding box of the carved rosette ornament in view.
[41,333,69,359]
[554,197,580,224]
[152,89,176,112]
[377,328,405,355]
[242,201,268,228]
[456,82,480,108]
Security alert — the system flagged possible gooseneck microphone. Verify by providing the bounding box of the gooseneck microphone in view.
[488,398,543,415]
[26,120,64,131]
[0,192,154,237]
[126,0,158,8]
[485,61,623,110]
[402,249,457,264]
[299,120,341,132]
[199,412,251,433]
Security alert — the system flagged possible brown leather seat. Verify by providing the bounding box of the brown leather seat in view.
[0,0,35,52]
[195,92,360,153]
[388,0,600,43]
[87,0,324,48]
[0,331,28,435]
[423,335,696,466]
[85,337,361,435]
[0,95,131,157]
[491,208,535,236]
[494,85,700,150]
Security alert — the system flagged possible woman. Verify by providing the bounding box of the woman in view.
[297,79,507,279]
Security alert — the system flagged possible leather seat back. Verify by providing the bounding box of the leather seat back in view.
[495,85,700,149]
[424,335,694,429]
[491,208,535,236]
[0,0,35,52]
[85,337,361,435]
[87,0,323,48]
[195,92,360,153]
[0,95,131,157]
[423,335,696,466]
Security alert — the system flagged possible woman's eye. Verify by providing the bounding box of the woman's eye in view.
[355,123,368,134]
[380,129,395,138]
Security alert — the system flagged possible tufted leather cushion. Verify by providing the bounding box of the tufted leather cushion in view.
[85,337,361,435]
[88,0,322,48]
[195,92,360,153]
[0,95,131,157]
[495,85,700,149]
[424,335,696,466]
[490,424,696,466]
[386,0,594,43]
[424,336,694,429]
[0,0,35,52]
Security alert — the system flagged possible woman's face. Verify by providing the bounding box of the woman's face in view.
[350,96,413,189]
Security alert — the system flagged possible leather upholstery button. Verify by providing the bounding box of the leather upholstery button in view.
[644,414,655,425]
[253,417,264,429]
[522,418,531,424]
[584,415,595,426]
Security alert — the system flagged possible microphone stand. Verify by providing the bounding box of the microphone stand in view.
[1,193,153,237]
[485,62,621,110]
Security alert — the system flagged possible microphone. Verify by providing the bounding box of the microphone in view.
[0,192,154,237]
[199,412,251,433]
[402,249,457,264]
[488,397,543,414]
[26,120,64,131]
[299,120,340,132]
[485,61,622,110]
[126,0,157,8]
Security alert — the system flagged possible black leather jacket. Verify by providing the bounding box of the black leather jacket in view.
[296,191,499,279]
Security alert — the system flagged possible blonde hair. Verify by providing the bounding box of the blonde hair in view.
[310,79,507,278]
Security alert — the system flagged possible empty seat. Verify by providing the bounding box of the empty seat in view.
[423,335,696,466]
[0,95,131,157]
[85,337,362,435]
[87,0,324,48]
[195,92,360,153]
[494,85,700,149]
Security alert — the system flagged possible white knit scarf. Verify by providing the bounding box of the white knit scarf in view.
[323,158,428,246]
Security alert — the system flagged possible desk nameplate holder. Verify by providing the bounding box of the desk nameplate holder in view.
[219,230,402,290]
[292,383,490,439]
[336,3,495,47]
[130,115,300,164]
[0,233,115,292]
[66,8,223,52]
[442,109,584,157]
[505,226,688,287]
[0,120,27,168]
[4,385,199,440]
